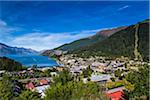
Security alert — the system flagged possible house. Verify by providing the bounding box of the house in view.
[0,70,5,76]
[39,79,48,85]
[92,62,103,67]
[56,67,64,71]
[54,50,63,56]
[0,70,5,74]
[70,66,82,75]
[35,85,50,98]
[90,74,111,84]
[106,87,125,100]
[130,67,139,71]
[25,82,35,90]
[91,66,105,73]
[50,72,58,76]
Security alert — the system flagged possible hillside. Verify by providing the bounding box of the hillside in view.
[42,26,126,56]
[72,20,149,61]
[54,36,103,51]
[0,43,38,55]
[0,57,23,71]
[54,26,126,51]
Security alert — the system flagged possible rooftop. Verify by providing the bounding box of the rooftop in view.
[90,74,111,82]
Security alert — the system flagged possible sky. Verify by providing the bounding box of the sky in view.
[0,1,149,51]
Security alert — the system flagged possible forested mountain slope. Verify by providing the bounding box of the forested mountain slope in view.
[72,20,149,61]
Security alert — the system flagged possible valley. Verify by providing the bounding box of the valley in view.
[0,1,149,99]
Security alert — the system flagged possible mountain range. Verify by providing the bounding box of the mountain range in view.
[0,43,38,55]
[43,19,149,61]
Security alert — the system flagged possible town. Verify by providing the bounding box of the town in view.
[0,53,149,100]
[0,1,149,100]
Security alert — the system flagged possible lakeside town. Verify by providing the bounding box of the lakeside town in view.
[0,51,149,99]
[0,1,149,100]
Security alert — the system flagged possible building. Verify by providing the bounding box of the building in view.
[91,66,105,73]
[90,74,111,84]
[106,87,125,100]
[35,85,50,98]
[83,74,111,84]
[39,79,48,85]
[25,82,35,90]
[25,79,50,98]
[70,66,83,75]
[0,70,5,76]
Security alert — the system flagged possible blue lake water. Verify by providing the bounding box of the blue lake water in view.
[4,55,59,68]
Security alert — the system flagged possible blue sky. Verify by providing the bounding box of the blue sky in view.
[0,1,149,51]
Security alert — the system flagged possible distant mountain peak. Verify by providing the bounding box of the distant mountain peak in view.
[0,43,38,55]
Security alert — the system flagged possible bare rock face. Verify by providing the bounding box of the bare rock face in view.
[95,26,127,37]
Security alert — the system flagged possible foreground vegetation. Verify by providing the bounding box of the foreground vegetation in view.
[124,64,149,99]
[45,70,107,100]
[0,70,108,100]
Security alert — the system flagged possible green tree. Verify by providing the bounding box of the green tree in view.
[18,90,41,100]
[0,75,14,100]
[44,69,108,100]
[125,64,149,99]
[44,81,107,100]
[52,69,73,85]
[82,66,93,78]
[114,69,122,78]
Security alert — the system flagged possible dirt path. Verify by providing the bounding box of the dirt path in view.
[134,24,143,61]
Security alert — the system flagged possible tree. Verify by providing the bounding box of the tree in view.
[0,75,23,100]
[44,81,108,100]
[52,69,73,85]
[0,75,14,100]
[82,66,93,78]
[44,69,108,100]
[18,90,41,100]
[125,64,149,99]
[43,68,58,77]
[114,69,122,78]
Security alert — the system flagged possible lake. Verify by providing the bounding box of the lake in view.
[5,55,59,68]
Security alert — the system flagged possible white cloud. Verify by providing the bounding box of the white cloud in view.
[0,19,21,40]
[118,5,130,11]
[0,19,108,51]
[8,30,100,51]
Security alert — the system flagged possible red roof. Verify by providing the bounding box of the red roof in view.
[25,82,35,90]
[40,79,48,85]
[107,91,124,100]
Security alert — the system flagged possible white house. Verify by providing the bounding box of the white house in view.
[35,85,50,98]
[83,74,111,84]
[90,74,111,84]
